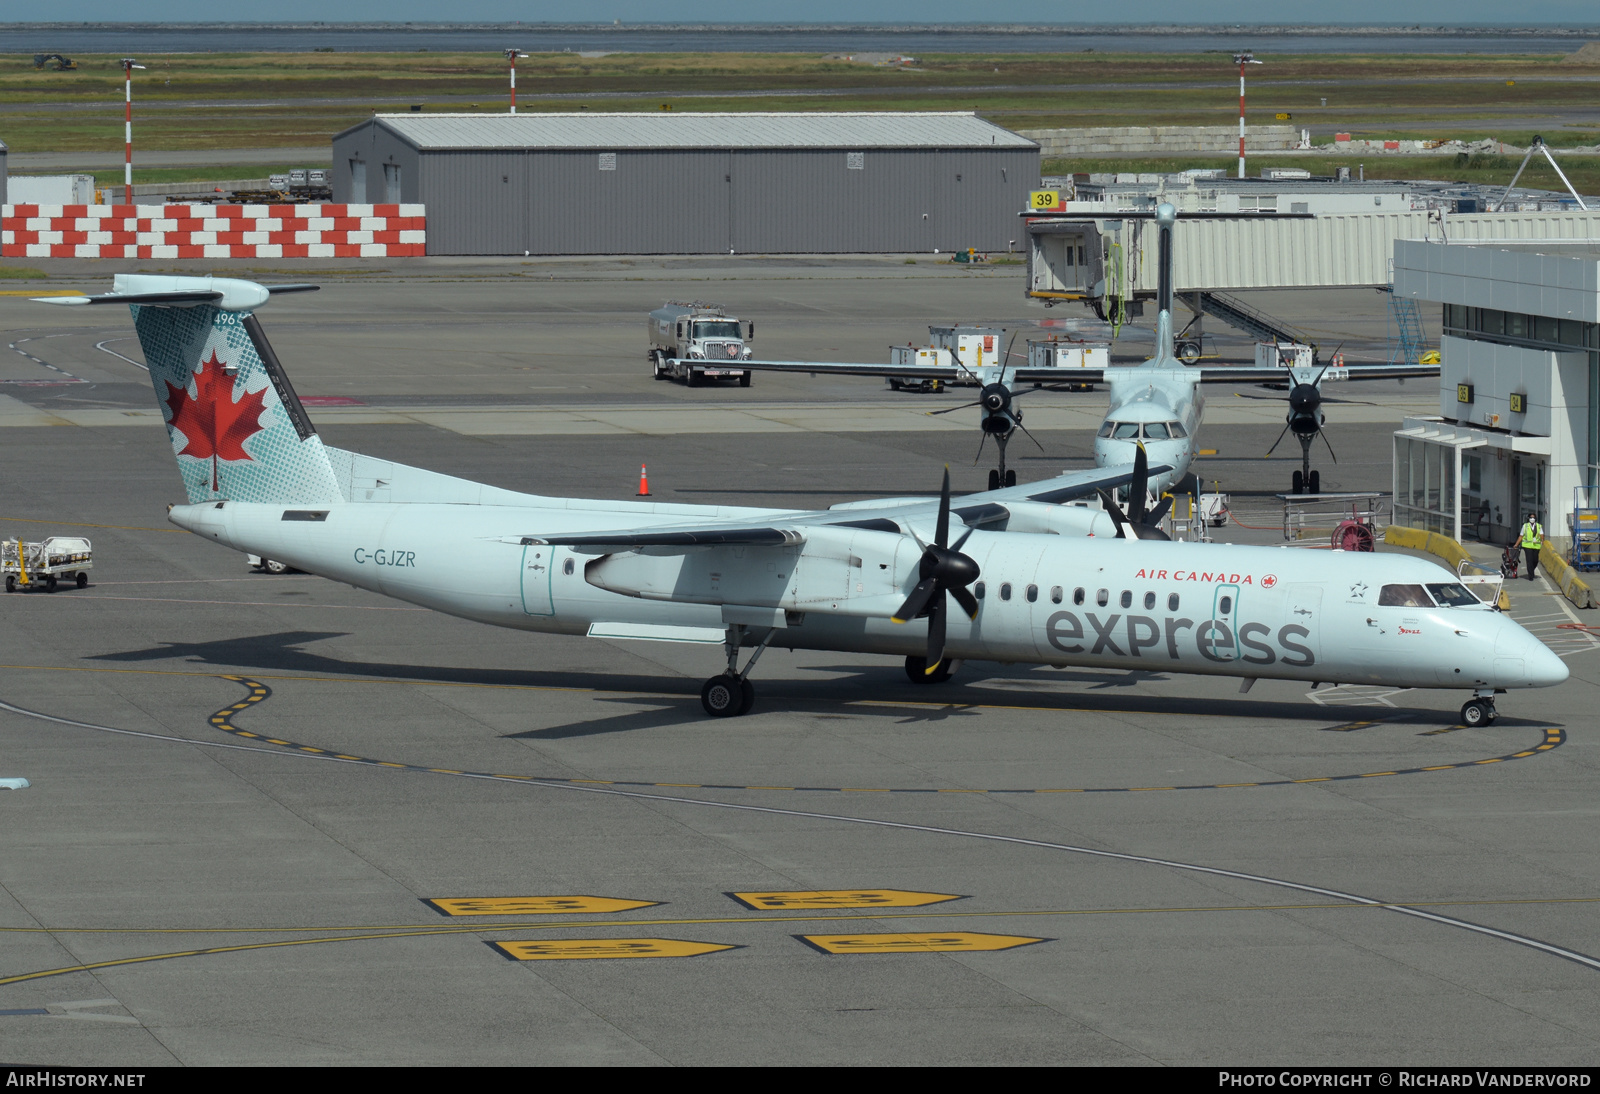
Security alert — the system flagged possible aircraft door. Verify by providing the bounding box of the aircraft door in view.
[1205,583,1241,662]
[520,542,555,616]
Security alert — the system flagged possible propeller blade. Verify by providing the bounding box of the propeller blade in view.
[929,400,982,416]
[892,577,938,624]
[972,431,987,466]
[925,593,947,672]
[1014,418,1046,453]
[1311,341,1344,388]
[1146,495,1174,525]
[1127,443,1149,524]
[949,583,980,621]
[1321,430,1338,464]
[1097,488,1130,538]
[1265,422,1292,457]
[935,466,951,547]
[950,525,976,552]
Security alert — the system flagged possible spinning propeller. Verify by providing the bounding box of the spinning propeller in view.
[891,467,982,674]
[1096,442,1172,541]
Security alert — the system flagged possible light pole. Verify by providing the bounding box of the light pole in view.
[1233,51,1261,180]
[505,49,527,113]
[121,58,145,205]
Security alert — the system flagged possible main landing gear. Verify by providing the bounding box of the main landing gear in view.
[701,624,775,717]
[1460,689,1501,727]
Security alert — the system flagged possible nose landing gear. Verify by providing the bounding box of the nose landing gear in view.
[701,624,774,717]
[1460,690,1500,727]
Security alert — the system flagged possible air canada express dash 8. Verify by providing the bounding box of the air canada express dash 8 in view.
[38,274,1565,727]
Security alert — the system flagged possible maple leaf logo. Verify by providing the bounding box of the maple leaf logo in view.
[164,351,269,493]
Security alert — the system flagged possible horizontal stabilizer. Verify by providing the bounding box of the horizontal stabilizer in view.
[36,290,222,308]
[522,527,803,551]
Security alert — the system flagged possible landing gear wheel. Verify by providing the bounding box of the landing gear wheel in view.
[738,372,751,388]
[1308,469,1321,495]
[987,469,1000,491]
[738,678,755,715]
[45,575,57,592]
[264,559,289,575]
[701,674,746,717]
[904,656,955,684]
[1292,470,1304,495]
[1004,469,1017,488]
[75,571,87,588]
[1177,340,1201,364]
[1460,699,1493,728]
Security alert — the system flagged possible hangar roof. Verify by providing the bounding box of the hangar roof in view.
[348,112,1037,151]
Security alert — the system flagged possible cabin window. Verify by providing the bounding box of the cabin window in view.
[1051,586,1063,604]
[1168,593,1180,611]
[1218,595,1232,615]
[1143,422,1170,440]
[1144,591,1156,610]
[1097,421,1115,438]
[1111,423,1141,441]
[1000,582,1013,601]
[1096,588,1109,607]
[1025,584,1038,603]
[974,581,986,599]
[1073,587,1085,605]
[562,558,575,576]
[1379,583,1435,607]
[1168,421,1188,438]
[1119,590,1132,609]
[1427,582,1479,608]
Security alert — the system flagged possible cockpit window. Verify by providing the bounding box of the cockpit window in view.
[1426,583,1480,608]
[1097,421,1115,438]
[1168,421,1188,438]
[1143,422,1170,440]
[1111,422,1141,440]
[1378,584,1435,607]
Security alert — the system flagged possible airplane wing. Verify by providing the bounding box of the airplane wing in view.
[1187,363,1440,383]
[515,462,1166,551]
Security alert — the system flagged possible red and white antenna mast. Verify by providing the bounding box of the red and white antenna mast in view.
[505,49,528,113]
[120,58,145,205]
[1233,52,1261,180]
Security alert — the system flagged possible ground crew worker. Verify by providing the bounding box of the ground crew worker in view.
[1520,512,1544,581]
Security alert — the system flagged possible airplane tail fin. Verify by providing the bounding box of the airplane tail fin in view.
[40,275,343,505]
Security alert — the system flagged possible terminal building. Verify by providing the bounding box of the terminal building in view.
[330,112,1037,256]
[1391,239,1599,549]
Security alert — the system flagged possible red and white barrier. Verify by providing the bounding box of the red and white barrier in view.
[1,203,425,259]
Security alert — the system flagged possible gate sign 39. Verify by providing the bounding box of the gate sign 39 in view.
[1030,190,1063,211]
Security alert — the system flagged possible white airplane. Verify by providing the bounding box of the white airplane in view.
[34,275,1564,728]
[727,203,1434,499]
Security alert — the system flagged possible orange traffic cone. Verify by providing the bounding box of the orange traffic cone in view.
[636,464,651,496]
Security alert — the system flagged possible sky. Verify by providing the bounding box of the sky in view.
[13,3,1599,25]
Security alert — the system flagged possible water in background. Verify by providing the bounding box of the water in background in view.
[0,25,1590,55]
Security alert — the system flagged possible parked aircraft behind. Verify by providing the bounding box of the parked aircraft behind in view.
[726,204,1435,498]
[35,275,1564,727]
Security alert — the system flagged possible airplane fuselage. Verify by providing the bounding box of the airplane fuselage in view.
[1092,367,1204,493]
[173,498,1564,694]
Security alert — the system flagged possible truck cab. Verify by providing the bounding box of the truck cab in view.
[648,303,754,387]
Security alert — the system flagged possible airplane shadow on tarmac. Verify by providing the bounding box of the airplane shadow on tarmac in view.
[83,629,1475,738]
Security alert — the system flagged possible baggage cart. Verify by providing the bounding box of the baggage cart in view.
[3,536,93,592]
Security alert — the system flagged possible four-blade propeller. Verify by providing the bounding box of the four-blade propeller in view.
[1096,442,1172,541]
[891,467,982,674]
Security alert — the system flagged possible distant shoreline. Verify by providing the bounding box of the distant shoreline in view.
[3,23,1598,35]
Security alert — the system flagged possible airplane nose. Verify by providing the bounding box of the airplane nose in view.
[1527,639,1570,688]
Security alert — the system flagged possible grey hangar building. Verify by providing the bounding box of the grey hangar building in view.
[330,112,1039,256]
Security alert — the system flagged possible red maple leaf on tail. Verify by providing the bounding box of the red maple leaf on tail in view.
[164,350,270,492]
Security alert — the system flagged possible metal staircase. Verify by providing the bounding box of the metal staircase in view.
[1197,291,1318,355]
[1386,287,1428,366]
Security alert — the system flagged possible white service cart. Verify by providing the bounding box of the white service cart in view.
[3,536,93,592]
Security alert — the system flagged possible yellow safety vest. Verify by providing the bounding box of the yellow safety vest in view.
[1520,521,1543,548]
